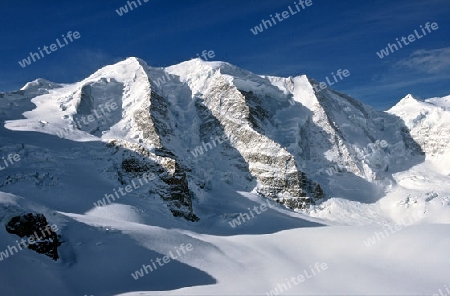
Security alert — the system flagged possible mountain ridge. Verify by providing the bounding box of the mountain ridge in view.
[3,56,442,219]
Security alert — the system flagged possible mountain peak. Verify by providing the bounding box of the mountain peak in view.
[389,93,424,112]
[398,94,418,104]
[402,93,418,102]
[21,78,59,91]
[20,78,61,97]
[168,57,233,73]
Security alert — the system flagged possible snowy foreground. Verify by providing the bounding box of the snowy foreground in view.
[0,58,449,295]
[1,189,449,296]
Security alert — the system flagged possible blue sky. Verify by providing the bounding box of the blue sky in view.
[1,0,449,110]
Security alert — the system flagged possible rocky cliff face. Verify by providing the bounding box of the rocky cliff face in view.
[106,139,199,222]
[2,57,427,220]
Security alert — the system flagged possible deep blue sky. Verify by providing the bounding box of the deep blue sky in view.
[1,0,449,110]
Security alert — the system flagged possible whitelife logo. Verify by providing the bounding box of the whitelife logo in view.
[363,215,420,247]
[93,173,155,208]
[312,69,350,93]
[0,153,21,171]
[228,199,277,228]
[0,224,58,262]
[250,0,313,35]
[190,134,229,158]
[265,262,328,296]
[116,0,149,16]
[131,243,193,280]
[376,22,439,59]
[18,31,81,68]
[432,282,450,296]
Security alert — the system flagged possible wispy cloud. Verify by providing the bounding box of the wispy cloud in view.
[394,47,450,74]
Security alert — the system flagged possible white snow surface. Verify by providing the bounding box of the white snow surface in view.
[0,58,449,295]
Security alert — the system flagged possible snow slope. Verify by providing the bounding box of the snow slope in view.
[0,58,449,295]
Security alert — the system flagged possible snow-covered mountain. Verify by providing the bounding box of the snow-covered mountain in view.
[2,58,428,213]
[1,57,449,295]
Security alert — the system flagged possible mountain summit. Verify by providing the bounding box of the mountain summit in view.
[4,57,448,220]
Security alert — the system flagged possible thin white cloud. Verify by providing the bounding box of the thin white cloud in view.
[394,47,450,74]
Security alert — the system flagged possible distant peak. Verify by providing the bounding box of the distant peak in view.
[21,78,60,91]
[388,93,426,113]
[404,94,416,100]
[397,94,420,105]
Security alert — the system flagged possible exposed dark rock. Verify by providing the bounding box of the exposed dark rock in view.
[5,213,61,260]
[108,140,200,222]
[122,157,152,173]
